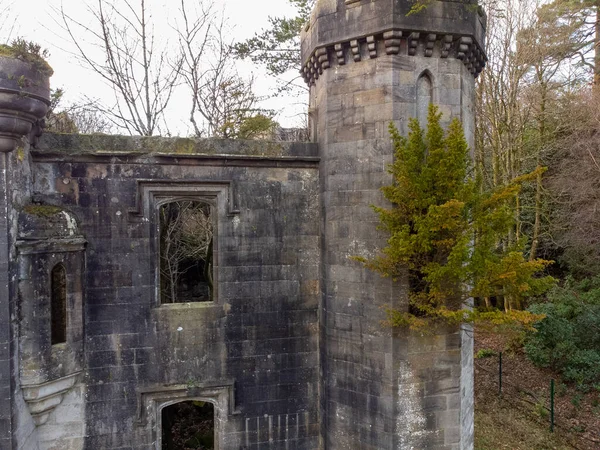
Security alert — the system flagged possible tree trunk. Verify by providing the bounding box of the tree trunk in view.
[529,168,543,261]
[595,2,600,86]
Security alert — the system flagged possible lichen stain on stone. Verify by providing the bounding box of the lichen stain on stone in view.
[22,204,62,217]
[396,360,428,449]
[86,165,108,179]
[16,145,25,162]
[55,176,79,203]
[231,215,240,230]
[61,211,78,236]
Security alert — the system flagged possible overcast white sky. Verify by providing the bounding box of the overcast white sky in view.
[4,0,306,136]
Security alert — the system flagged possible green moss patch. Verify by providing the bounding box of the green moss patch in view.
[0,39,54,77]
[22,204,63,217]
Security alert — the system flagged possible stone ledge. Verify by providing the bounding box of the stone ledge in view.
[136,380,240,426]
[21,371,81,426]
[36,133,318,159]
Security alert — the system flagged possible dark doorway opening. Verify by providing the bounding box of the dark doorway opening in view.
[161,401,215,450]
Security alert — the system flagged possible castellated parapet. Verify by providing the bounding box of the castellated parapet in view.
[0,1,485,449]
[301,0,486,86]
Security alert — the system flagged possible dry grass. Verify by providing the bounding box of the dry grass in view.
[474,331,599,450]
[475,395,576,450]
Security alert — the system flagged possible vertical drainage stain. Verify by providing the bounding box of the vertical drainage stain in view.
[396,360,427,449]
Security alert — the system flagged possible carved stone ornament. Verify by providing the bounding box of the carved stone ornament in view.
[21,372,81,426]
[0,56,51,152]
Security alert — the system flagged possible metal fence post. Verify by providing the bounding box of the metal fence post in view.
[498,352,503,396]
[550,379,555,433]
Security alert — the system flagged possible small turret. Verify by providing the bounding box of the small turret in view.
[303,1,486,448]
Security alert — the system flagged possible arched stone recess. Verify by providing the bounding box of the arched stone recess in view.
[416,70,434,127]
[136,381,239,450]
[16,205,86,426]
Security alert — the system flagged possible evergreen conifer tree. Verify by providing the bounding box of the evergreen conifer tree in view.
[356,105,554,329]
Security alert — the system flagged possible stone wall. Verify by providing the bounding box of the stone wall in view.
[11,134,322,449]
[0,153,13,450]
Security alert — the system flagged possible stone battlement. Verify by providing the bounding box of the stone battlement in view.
[301,0,486,85]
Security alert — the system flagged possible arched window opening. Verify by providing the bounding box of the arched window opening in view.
[159,201,213,303]
[161,401,214,450]
[50,264,67,345]
[417,72,433,127]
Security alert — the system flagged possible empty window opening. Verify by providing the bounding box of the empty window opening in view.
[417,72,433,127]
[50,264,67,345]
[159,201,213,303]
[161,401,215,450]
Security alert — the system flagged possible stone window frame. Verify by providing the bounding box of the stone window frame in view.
[154,195,218,307]
[416,69,435,125]
[129,181,239,308]
[158,397,219,450]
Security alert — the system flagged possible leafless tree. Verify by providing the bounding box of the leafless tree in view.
[46,89,114,134]
[545,90,600,276]
[0,1,16,43]
[160,201,213,303]
[175,1,273,138]
[58,0,181,136]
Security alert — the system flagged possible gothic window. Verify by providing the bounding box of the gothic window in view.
[417,71,433,127]
[159,200,214,304]
[50,263,67,345]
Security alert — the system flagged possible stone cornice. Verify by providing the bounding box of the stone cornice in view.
[301,29,486,86]
[16,237,87,255]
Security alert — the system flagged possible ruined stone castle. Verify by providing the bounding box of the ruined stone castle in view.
[0,0,486,448]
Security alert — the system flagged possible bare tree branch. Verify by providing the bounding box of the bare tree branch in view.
[57,0,182,136]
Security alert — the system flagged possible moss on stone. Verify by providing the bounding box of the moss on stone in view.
[22,204,63,217]
[38,132,318,158]
[16,146,25,162]
[0,39,54,77]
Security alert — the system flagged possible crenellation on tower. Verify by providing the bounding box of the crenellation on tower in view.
[301,0,486,86]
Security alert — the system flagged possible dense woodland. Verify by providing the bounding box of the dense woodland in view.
[473,0,600,394]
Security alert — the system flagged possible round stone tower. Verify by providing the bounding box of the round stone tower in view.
[301,1,486,448]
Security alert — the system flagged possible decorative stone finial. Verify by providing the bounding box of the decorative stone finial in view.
[0,56,51,152]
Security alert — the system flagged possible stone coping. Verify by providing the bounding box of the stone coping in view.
[36,132,318,159]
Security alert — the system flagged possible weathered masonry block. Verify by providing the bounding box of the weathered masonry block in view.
[0,1,485,449]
